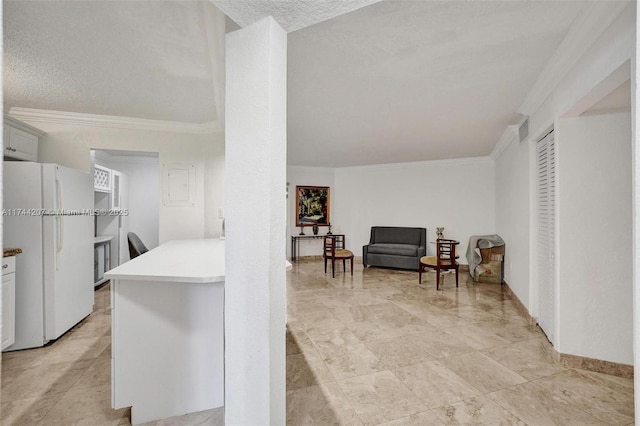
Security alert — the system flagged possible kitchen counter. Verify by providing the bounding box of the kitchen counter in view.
[106,239,224,424]
[105,239,224,284]
[3,248,22,257]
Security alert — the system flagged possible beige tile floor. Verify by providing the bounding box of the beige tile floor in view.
[1,261,634,425]
[286,259,635,425]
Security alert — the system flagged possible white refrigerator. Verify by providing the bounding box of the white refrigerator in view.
[3,162,94,350]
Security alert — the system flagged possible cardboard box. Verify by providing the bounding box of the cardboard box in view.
[473,246,505,284]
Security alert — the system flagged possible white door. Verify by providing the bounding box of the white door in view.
[42,164,94,340]
[536,131,556,344]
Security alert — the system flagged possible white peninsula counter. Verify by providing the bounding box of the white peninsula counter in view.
[105,239,224,425]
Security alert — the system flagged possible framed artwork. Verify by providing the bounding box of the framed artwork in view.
[296,186,330,226]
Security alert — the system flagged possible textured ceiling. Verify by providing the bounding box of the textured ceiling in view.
[212,0,383,33]
[287,0,587,166]
[5,0,590,167]
[4,0,223,124]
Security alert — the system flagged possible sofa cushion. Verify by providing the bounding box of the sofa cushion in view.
[367,243,419,257]
[373,227,423,245]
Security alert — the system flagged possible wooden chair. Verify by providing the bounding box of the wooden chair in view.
[419,239,459,290]
[323,235,354,278]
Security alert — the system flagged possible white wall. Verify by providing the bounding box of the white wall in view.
[495,131,531,306]
[333,158,495,264]
[225,17,287,425]
[556,111,632,364]
[527,5,635,140]
[108,154,160,250]
[286,166,335,258]
[496,3,634,320]
[204,140,225,239]
[28,121,224,243]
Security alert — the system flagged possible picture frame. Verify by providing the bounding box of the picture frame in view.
[296,186,330,226]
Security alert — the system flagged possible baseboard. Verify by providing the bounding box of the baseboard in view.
[292,255,364,262]
[501,280,537,327]
[502,280,633,378]
[556,352,634,379]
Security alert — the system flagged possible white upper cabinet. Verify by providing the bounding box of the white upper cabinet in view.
[94,164,111,193]
[3,115,43,162]
[111,169,122,210]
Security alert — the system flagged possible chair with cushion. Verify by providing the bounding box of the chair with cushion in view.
[323,234,354,278]
[419,239,460,290]
[127,232,149,260]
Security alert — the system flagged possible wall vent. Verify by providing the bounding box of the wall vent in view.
[519,117,529,143]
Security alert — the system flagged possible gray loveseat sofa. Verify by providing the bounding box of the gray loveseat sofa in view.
[362,226,427,271]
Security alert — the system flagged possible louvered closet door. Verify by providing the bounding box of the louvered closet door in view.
[537,131,556,344]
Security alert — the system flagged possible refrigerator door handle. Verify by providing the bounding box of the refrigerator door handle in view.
[55,177,64,270]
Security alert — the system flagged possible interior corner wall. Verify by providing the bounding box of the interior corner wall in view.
[494,133,530,306]
[286,165,335,258]
[332,158,495,265]
[556,111,632,365]
[204,139,225,239]
[528,3,635,140]
[29,121,224,243]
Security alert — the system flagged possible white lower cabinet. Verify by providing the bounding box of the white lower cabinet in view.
[2,256,16,350]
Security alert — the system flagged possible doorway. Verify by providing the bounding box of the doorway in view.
[91,149,160,272]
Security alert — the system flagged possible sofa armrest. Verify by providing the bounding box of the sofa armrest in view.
[363,245,369,266]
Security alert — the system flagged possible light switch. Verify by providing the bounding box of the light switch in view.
[218,208,224,219]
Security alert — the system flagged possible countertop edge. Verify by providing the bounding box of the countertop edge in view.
[104,273,225,284]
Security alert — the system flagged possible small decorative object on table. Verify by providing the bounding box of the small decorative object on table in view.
[327,223,333,235]
[436,227,445,240]
[299,224,305,235]
[312,223,319,235]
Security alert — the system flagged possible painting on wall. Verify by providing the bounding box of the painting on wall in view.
[296,186,330,226]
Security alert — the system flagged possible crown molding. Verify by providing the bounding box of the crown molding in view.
[490,125,519,160]
[517,0,630,117]
[8,108,223,134]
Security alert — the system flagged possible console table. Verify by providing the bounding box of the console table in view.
[291,234,342,262]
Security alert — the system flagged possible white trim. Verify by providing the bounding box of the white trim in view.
[94,149,159,167]
[518,1,630,117]
[490,125,519,160]
[3,114,46,136]
[108,154,159,165]
[8,108,223,134]
[562,60,631,118]
[329,156,493,172]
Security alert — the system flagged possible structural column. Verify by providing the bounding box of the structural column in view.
[224,17,287,425]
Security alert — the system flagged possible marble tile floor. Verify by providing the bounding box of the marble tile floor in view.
[1,261,634,425]
[286,259,634,425]
[0,283,223,426]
